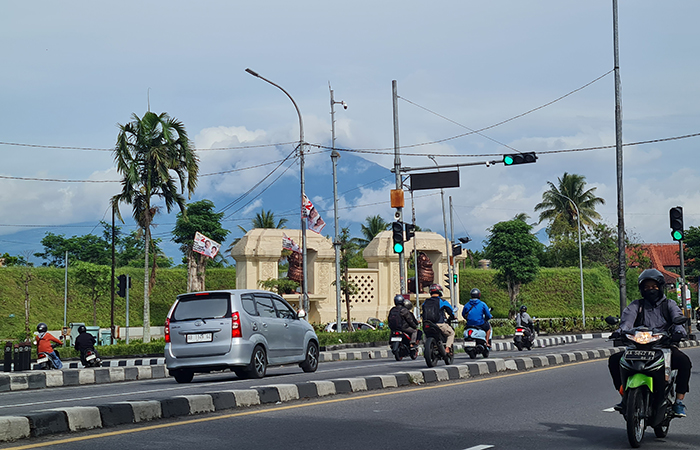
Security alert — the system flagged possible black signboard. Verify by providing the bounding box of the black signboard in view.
[410,170,460,191]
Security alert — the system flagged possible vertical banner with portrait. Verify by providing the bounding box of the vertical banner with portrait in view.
[302,194,326,234]
[192,232,220,259]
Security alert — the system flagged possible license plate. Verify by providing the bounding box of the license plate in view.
[390,337,402,342]
[464,341,476,347]
[625,350,655,361]
[186,333,213,343]
[515,331,524,336]
[86,354,96,361]
[37,356,48,364]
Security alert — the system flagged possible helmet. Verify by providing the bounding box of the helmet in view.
[429,284,443,295]
[394,294,404,306]
[470,288,481,299]
[37,323,47,333]
[78,325,87,334]
[520,305,527,313]
[637,268,665,295]
[403,299,413,309]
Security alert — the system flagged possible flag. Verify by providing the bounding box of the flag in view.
[282,234,301,253]
[192,232,221,259]
[302,194,326,234]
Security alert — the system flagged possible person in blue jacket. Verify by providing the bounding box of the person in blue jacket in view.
[462,288,493,347]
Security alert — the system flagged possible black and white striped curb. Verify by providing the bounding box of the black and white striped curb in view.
[1,340,698,443]
[1,366,168,393]
[43,357,166,370]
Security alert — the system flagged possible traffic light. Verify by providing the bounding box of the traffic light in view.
[503,152,537,166]
[392,221,404,253]
[405,223,416,242]
[452,243,461,256]
[117,274,127,298]
[444,273,451,289]
[670,206,684,241]
[453,273,458,284]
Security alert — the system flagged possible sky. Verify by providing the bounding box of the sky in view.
[1,1,699,265]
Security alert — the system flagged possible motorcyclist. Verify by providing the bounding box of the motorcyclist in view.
[73,325,99,367]
[516,305,535,340]
[421,284,456,354]
[34,323,63,369]
[388,294,420,347]
[607,268,692,417]
[462,288,493,347]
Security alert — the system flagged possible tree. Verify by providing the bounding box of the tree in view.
[534,172,605,236]
[228,209,288,253]
[484,220,541,318]
[34,232,111,267]
[74,261,110,326]
[112,111,199,342]
[357,215,390,247]
[338,227,361,330]
[0,253,30,267]
[172,200,230,292]
[682,226,700,278]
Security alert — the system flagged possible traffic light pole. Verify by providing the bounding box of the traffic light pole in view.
[392,80,406,293]
[126,275,130,344]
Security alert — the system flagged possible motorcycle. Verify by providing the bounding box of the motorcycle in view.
[463,327,490,359]
[606,315,688,448]
[36,346,61,370]
[82,348,102,368]
[390,329,422,361]
[513,326,535,351]
[423,321,454,367]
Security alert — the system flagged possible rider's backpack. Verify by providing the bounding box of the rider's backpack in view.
[422,298,441,323]
[388,307,403,330]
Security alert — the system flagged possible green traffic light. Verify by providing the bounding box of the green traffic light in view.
[504,155,514,165]
[393,242,404,253]
[453,274,458,283]
[672,230,683,241]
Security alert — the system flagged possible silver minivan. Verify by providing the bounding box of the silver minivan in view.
[164,289,319,383]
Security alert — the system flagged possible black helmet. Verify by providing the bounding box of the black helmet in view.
[78,325,87,334]
[520,305,527,313]
[429,284,443,295]
[638,268,665,296]
[470,288,481,299]
[403,299,413,309]
[37,323,47,333]
[394,294,405,306]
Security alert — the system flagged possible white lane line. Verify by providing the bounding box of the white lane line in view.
[463,446,494,450]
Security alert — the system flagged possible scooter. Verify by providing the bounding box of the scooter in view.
[36,347,61,370]
[513,326,535,351]
[389,329,422,361]
[423,321,453,367]
[82,348,102,367]
[606,315,688,448]
[463,327,490,359]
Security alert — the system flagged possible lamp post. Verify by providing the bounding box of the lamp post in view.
[329,83,346,330]
[555,192,586,327]
[246,68,309,314]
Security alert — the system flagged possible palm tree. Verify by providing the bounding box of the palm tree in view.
[112,111,199,342]
[357,215,390,247]
[228,209,288,253]
[534,172,605,233]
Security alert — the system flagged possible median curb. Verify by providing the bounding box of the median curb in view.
[7,340,699,443]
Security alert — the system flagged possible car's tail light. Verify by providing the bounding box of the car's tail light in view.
[232,312,241,338]
[165,317,171,343]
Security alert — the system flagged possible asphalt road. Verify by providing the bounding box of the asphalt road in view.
[2,338,614,417]
[5,346,699,450]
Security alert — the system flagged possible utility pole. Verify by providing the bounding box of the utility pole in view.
[111,204,116,345]
[392,80,406,293]
[613,0,626,314]
[329,83,346,332]
[410,188,420,319]
[450,196,458,307]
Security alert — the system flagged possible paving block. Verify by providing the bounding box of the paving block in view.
[310,380,335,396]
[97,403,135,427]
[59,406,102,431]
[0,416,31,442]
[230,389,260,407]
[78,369,95,385]
[181,395,215,414]
[129,401,162,423]
[161,397,191,418]
[26,411,69,437]
[208,391,237,410]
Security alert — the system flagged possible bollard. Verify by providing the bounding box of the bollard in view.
[20,341,32,371]
[13,344,22,372]
[3,342,12,372]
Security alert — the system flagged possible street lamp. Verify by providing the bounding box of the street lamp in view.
[554,192,586,327]
[329,83,346,330]
[246,68,309,314]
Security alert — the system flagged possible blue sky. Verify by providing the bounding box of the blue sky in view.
[1,1,699,264]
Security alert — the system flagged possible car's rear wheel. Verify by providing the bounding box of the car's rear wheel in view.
[173,369,194,384]
[245,345,267,379]
[300,341,319,372]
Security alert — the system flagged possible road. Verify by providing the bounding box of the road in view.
[2,338,613,417]
[3,346,698,450]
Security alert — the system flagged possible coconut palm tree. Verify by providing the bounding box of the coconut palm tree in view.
[534,172,605,233]
[356,215,390,247]
[237,209,288,233]
[112,111,199,342]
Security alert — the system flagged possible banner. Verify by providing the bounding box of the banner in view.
[282,234,301,253]
[192,232,220,259]
[303,194,326,234]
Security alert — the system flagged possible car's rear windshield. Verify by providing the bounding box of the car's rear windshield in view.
[172,293,230,321]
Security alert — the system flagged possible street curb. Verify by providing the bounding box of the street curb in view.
[13,341,699,443]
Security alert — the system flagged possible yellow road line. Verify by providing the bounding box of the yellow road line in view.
[2,358,605,450]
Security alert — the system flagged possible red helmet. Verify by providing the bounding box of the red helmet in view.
[429,284,443,295]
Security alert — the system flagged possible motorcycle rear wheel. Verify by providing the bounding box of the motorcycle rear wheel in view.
[515,342,523,351]
[424,337,440,368]
[467,349,476,359]
[392,342,403,361]
[626,388,648,448]
[409,346,419,360]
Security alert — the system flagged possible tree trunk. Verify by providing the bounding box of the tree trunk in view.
[344,265,354,332]
[23,272,32,341]
[507,280,521,319]
[143,225,151,343]
[187,250,206,292]
[93,288,98,326]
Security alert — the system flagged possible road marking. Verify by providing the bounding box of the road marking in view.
[463,445,494,450]
[603,407,617,412]
[0,359,606,449]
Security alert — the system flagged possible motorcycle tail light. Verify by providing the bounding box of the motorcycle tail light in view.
[232,312,242,338]
[164,318,170,343]
[467,329,473,337]
[627,330,662,345]
[516,328,524,332]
